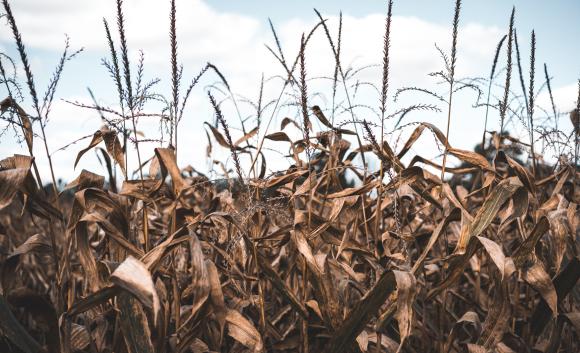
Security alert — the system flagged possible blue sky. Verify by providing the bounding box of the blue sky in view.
[1,0,578,181]
[211,0,580,89]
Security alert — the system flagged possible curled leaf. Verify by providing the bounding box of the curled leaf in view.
[225,309,264,353]
[110,256,160,324]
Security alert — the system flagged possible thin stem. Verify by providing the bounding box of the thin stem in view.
[500,8,515,137]
[170,0,179,154]
[574,80,579,181]
[440,0,461,184]
[514,28,530,115]
[103,18,128,177]
[528,30,536,175]
[116,0,148,251]
[481,34,507,149]
[376,0,393,248]
[543,63,558,131]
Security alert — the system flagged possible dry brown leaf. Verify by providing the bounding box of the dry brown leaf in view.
[63,169,105,192]
[257,253,308,319]
[110,256,161,324]
[411,208,461,274]
[547,208,569,273]
[190,232,210,316]
[205,122,237,149]
[2,233,52,291]
[234,126,258,146]
[155,147,187,194]
[280,117,299,130]
[311,105,356,135]
[396,124,426,160]
[311,105,334,129]
[521,261,558,316]
[117,292,155,353]
[512,217,550,266]
[265,131,292,142]
[0,168,30,209]
[74,129,105,169]
[206,259,226,340]
[225,309,264,353]
[325,180,379,199]
[466,343,487,353]
[102,127,126,176]
[478,280,511,348]
[324,270,397,353]
[476,236,515,280]
[1,97,33,150]
[449,147,493,171]
[496,150,536,194]
[140,225,183,272]
[454,177,523,254]
[265,169,308,189]
[531,257,580,335]
[293,229,341,329]
[393,270,417,353]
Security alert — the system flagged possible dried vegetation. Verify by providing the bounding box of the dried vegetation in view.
[1,0,579,352]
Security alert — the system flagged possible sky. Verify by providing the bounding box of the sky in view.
[1,0,578,182]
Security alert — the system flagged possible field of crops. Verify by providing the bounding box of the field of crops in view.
[1,0,579,352]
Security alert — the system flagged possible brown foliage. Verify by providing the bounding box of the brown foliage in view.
[1,1,579,352]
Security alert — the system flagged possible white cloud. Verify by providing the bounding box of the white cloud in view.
[1,0,263,61]
[536,82,578,113]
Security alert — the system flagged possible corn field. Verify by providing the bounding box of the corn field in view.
[1,0,579,352]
